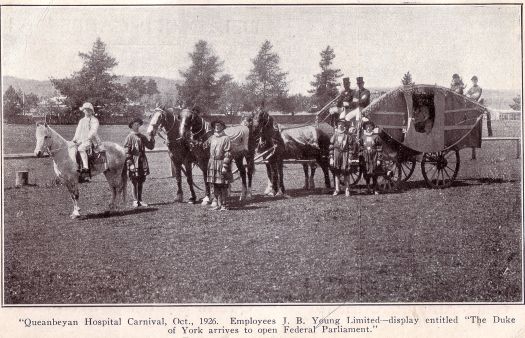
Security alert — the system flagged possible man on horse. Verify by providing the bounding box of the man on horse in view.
[72,102,101,173]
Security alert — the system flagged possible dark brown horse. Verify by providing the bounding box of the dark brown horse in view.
[252,110,331,196]
[146,108,210,203]
[179,109,255,202]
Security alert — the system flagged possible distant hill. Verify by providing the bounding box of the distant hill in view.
[2,75,180,99]
[2,76,57,98]
[1,76,519,110]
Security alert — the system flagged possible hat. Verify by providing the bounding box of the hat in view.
[211,120,226,129]
[343,77,350,85]
[154,103,166,112]
[128,118,143,129]
[80,102,94,112]
[191,105,201,114]
[356,77,364,84]
[362,118,374,129]
[452,73,460,79]
[471,75,478,81]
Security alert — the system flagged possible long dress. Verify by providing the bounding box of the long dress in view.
[206,132,232,185]
[361,130,382,176]
[329,130,358,175]
[124,132,155,182]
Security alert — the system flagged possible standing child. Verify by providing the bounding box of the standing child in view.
[361,119,383,195]
[124,118,155,208]
[329,119,358,196]
[206,120,232,211]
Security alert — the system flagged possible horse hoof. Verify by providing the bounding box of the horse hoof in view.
[264,187,273,195]
[201,197,211,205]
[70,213,80,219]
[175,195,183,203]
[210,200,218,207]
[275,190,284,197]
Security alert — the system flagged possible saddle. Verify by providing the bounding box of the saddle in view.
[75,145,108,183]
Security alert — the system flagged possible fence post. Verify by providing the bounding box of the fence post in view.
[16,171,29,187]
[517,139,521,159]
[471,147,476,160]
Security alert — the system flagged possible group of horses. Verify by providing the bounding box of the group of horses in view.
[33,108,338,219]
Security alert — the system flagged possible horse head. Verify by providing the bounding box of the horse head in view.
[147,107,179,141]
[252,109,274,153]
[34,122,52,157]
[179,108,208,141]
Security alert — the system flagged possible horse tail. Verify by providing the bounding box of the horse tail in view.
[121,161,128,203]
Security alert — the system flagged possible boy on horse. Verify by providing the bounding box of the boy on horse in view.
[72,102,102,173]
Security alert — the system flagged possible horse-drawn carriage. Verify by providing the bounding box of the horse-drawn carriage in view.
[345,84,486,191]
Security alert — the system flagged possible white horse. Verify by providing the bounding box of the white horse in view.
[33,123,128,219]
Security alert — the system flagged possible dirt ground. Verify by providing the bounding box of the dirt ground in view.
[3,140,522,304]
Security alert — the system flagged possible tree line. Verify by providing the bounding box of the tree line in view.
[3,38,521,124]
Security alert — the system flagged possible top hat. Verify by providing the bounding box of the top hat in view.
[128,118,143,129]
[356,77,364,84]
[343,77,350,85]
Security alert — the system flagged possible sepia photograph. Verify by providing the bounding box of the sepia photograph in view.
[1,2,522,311]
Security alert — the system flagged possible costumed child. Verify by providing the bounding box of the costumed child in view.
[124,118,155,208]
[206,120,232,211]
[360,119,383,195]
[329,119,359,196]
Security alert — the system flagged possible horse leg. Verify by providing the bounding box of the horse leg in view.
[198,159,210,205]
[309,163,317,189]
[235,157,247,201]
[67,182,80,219]
[276,159,286,196]
[264,163,274,195]
[302,164,309,190]
[246,155,254,199]
[184,161,197,204]
[319,157,331,188]
[174,162,183,203]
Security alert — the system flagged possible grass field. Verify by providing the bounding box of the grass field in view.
[2,120,522,304]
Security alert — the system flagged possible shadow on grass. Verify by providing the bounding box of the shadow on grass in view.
[83,208,158,219]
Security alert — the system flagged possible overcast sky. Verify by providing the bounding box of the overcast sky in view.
[1,5,522,94]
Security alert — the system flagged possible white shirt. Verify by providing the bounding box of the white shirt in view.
[73,116,101,145]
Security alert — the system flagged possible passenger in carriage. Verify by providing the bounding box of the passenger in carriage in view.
[450,73,466,95]
[352,77,371,111]
[413,97,434,134]
[329,120,359,197]
[334,77,354,126]
[466,76,483,102]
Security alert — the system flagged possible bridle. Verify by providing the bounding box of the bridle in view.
[187,112,207,140]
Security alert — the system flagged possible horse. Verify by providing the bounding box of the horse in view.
[33,122,128,219]
[178,109,255,202]
[146,108,209,204]
[252,110,332,196]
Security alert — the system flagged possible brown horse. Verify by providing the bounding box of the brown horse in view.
[252,110,331,196]
[179,109,255,202]
[146,108,209,204]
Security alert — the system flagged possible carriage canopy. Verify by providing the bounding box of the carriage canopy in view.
[362,85,484,153]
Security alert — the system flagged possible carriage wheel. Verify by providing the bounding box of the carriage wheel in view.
[347,165,362,186]
[398,156,417,182]
[376,159,402,193]
[421,148,460,189]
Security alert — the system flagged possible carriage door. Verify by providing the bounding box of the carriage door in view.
[402,88,445,153]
